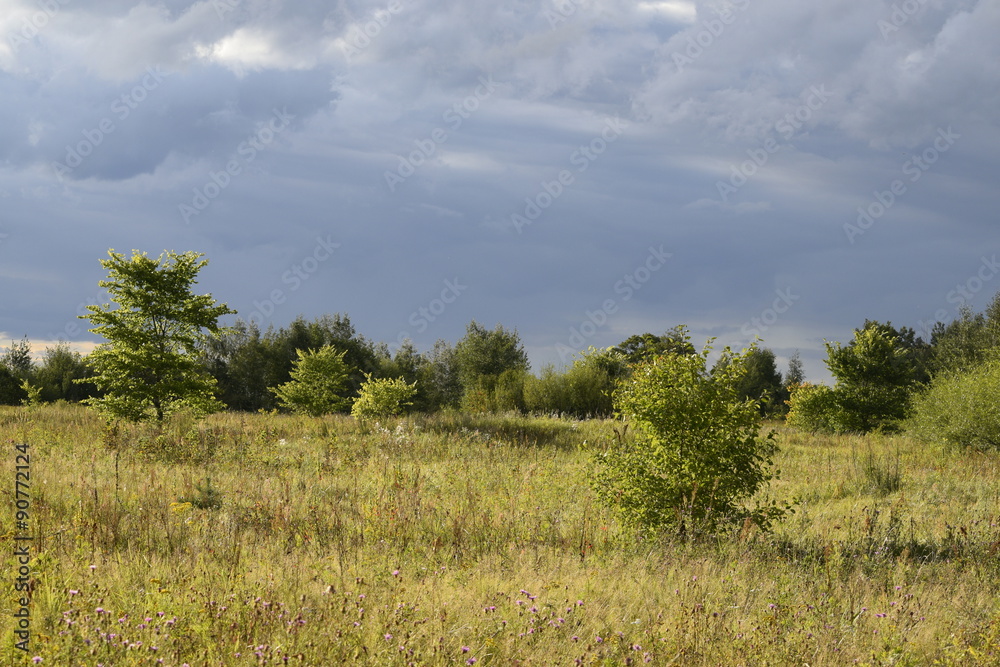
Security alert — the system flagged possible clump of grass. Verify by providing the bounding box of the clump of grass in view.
[853,440,903,495]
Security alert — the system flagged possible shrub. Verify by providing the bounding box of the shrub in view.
[352,375,418,422]
[907,357,1000,450]
[785,383,842,432]
[271,346,353,416]
[592,336,791,536]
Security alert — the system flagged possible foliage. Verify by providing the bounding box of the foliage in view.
[271,345,353,416]
[178,476,222,509]
[351,374,418,422]
[35,342,98,402]
[80,249,235,423]
[785,383,842,433]
[454,320,529,402]
[713,346,784,416]
[0,364,27,405]
[929,296,1000,375]
[824,324,919,432]
[524,347,627,417]
[612,326,694,366]
[593,335,790,535]
[1,335,34,378]
[907,356,1000,450]
[202,314,379,412]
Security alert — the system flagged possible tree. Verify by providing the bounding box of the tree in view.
[824,324,918,432]
[79,249,235,422]
[454,321,529,409]
[1,336,34,379]
[35,342,97,402]
[785,351,805,387]
[417,340,462,411]
[713,346,783,415]
[907,355,1000,450]
[613,326,695,366]
[593,333,790,536]
[271,346,353,416]
[0,365,27,405]
[351,375,418,422]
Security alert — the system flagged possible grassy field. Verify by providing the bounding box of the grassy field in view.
[3,404,1000,665]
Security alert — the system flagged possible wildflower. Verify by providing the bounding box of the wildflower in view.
[462,646,470,653]
[95,607,106,614]
[32,658,42,664]
[385,634,393,641]
[571,636,579,642]
[69,590,79,596]
[466,659,477,665]
[392,570,400,576]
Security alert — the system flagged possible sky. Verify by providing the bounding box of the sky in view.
[1,0,998,382]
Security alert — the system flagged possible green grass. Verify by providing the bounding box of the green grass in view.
[3,405,1000,665]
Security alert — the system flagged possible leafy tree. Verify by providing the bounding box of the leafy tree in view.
[907,356,1000,450]
[785,383,841,433]
[417,339,462,411]
[35,342,97,402]
[0,365,27,405]
[523,364,571,414]
[824,324,918,432]
[1,336,34,379]
[351,375,418,422]
[613,326,695,366]
[271,345,353,416]
[454,321,529,409]
[929,296,1000,375]
[593,333,790,536]
[80,250,235,423]
[713,346,783,416]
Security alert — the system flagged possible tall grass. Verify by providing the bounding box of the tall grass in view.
[2,405,1000,664]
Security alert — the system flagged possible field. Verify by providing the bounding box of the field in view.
[3,404,1000,665]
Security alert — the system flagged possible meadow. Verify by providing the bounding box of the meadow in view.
[3,404,1000,665]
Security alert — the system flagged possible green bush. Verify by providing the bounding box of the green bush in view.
[592,336,791,536]
[271,346,353,416]
[351,375,418,422]
[907,358,1000,450]
[785,383,842,433]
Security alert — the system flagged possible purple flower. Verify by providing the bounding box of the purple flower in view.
[466,659,477,665]
[32,658,42,664]
[385,633,393,641]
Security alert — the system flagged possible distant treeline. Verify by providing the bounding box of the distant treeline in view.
[2,293,999,422]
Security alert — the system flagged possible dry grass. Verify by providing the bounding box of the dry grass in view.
[2,405,1000,665]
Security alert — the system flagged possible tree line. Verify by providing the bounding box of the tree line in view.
[2,249,999,442]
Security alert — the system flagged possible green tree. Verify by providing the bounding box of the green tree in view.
[271,346,353,416]
[613,326,695,366]
[713,346,783,416]
[35,342,97,402]
[417,340,462,411]
[80,250,235,423]
[824,324,918,432]
[454,321,529,409]
[352,374,418,422]
[907,355,1000,450]
[1,336,34,379]
[593,333,789,535]
[0,365,27,405]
